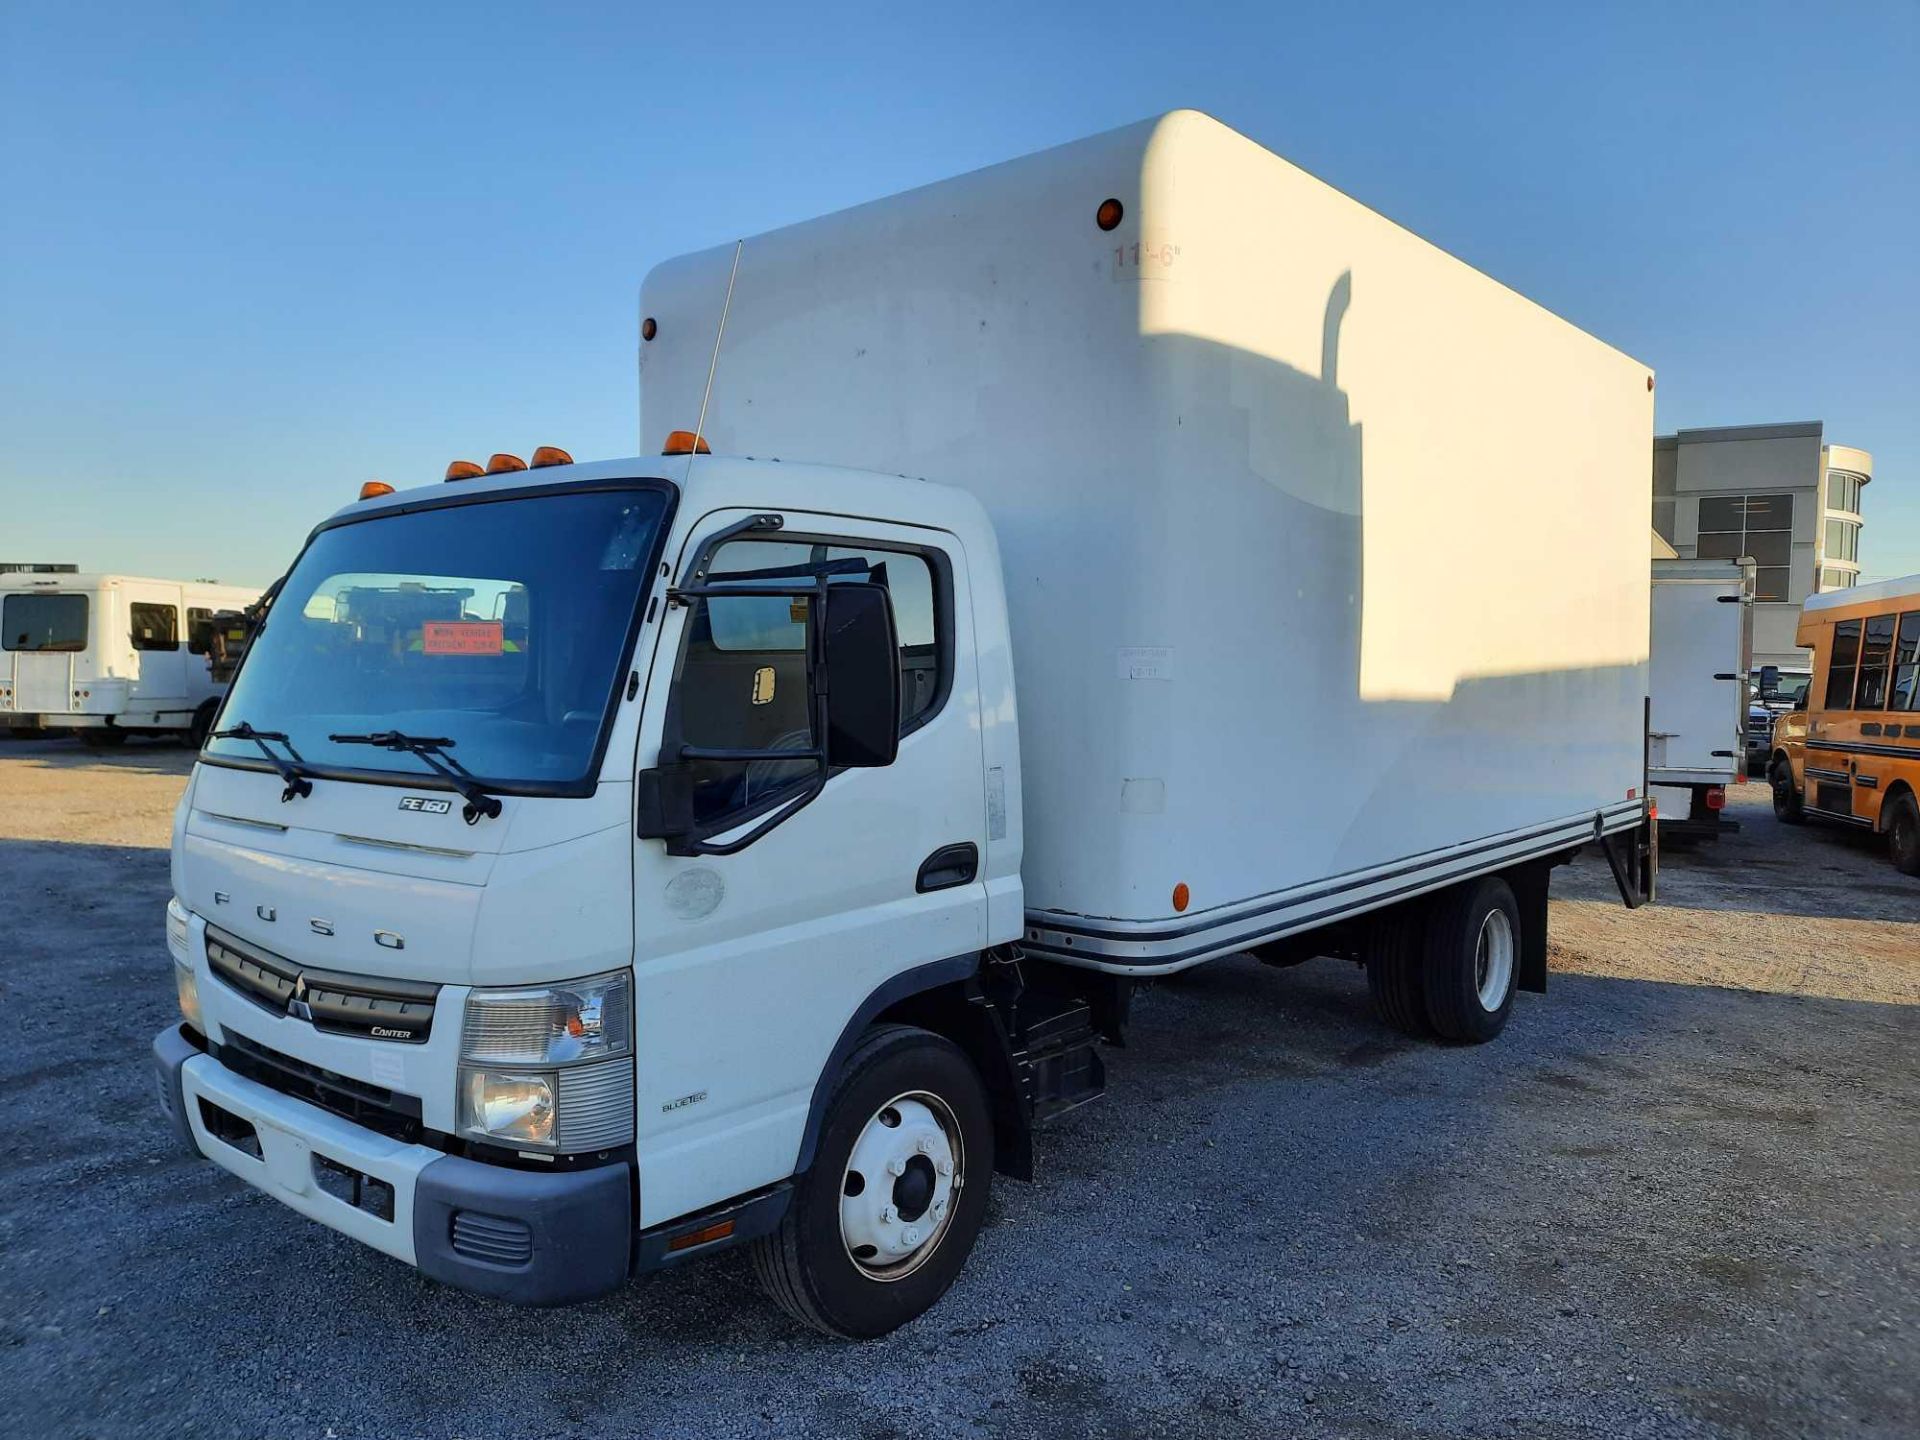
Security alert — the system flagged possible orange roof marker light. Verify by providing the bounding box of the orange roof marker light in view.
[485,453,528,474]
[662,430,711,456]
[358,480,395,501]
[530,446,574,469]
[445,460,485,482]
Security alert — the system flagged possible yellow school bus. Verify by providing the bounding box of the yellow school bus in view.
[1770,573,1920,875]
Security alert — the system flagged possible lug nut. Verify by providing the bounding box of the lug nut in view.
[938,1159,954,1176]
[882,1204,898,1223]
[917,1137,934,1154]
[904,1227,921,1245]
[887,1157,906,1176]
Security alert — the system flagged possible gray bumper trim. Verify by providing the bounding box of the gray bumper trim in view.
[152,1025,203,1153]
[413,1154,632,1307]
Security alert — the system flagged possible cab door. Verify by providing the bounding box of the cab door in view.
[629,509,987,1227]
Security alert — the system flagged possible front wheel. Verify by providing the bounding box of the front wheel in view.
[751,1024,993,1339]
[1771,760,1804,824]
[1422,877,1519,1044]
[1886,792,1920,878]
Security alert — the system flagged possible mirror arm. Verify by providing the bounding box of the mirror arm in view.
[681,770,827,857]
[666,513,787,608]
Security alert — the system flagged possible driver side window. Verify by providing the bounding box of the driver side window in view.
[671,535,945,827]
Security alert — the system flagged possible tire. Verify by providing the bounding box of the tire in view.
[1364,903,1432,1037]
[81,728,127,748]
[1770,759,1804,825]
[1421,877,1520,1044]
[751,1024,994,1339]
[1886,792,1920,878]
[188,700,219,750]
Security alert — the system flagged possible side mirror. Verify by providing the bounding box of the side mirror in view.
[1758,663,1780,698]
[820,583,899,768]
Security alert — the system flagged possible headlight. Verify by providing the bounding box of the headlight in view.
[166,897,190,961]
[461,971,631,1066]
[460,1070,555,1148]
[458,972,633,1153]
[167,899,202,1032]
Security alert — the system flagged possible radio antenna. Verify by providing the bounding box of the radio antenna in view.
[690,240,742,472]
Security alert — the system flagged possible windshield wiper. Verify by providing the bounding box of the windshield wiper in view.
[212,722,315,803]
[327,730,504,824]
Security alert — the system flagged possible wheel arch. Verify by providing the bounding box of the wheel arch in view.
[794,954,1032,1184]
[1878,778,1916,833]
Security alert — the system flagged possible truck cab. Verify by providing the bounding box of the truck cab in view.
[155,453,1046,1334]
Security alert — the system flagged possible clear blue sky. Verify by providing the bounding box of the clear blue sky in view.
[2,1,1915,589]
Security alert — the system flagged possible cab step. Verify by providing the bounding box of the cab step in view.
[1010,989,1105,1123]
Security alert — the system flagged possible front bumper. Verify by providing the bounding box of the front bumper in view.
[153,1025,631,1306]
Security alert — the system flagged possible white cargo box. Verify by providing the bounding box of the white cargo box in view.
[1649,557,1751,793]
[640,110,1652,971]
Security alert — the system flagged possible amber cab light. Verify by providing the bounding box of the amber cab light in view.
[530,446,574,469]
[662,430,711,456]
[485,453,528,474]
[445,460,485,482]
[359,480,395,501]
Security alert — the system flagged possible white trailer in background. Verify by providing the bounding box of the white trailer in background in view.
[2,574,259,745]
[152,111,1657,1339]
[1648,558,1752,840]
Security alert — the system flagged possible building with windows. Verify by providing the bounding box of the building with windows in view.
[1652,421,1872,668]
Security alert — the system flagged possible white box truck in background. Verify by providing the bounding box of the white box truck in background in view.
[1649,557,1752,840]
[152,111,1656,1338]
[2,573,260,745]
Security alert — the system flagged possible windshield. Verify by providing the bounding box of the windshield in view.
[4,592,89,652]
[205,485,670,790]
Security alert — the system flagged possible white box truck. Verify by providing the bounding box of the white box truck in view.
[1648,557,1752,839]
[3,573,260,745]
[152,112,1655,1337]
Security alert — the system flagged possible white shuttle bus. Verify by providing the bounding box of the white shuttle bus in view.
[152,112,1656,1337]
[2,573,259,745]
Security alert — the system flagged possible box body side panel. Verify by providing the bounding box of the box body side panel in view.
[640,113,1653,925]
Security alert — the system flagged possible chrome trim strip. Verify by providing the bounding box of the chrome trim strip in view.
[337,833,475,860]
[1024,803,1644,974]
[201,811,289,834]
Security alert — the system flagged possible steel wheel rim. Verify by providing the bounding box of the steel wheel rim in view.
[1474,908,1515,1011]
[839,1090,963,1283]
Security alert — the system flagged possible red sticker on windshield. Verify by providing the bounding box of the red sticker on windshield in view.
[422,621,504,655]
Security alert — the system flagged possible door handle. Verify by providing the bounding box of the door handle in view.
[916,843,979,893]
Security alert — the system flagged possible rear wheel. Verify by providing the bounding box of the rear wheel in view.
[1770,759,1804,824]
[751,1024,993,1339]
[1422,877,1519,1044]
[1887,792,1920,877]
[1364,903,1431,1037]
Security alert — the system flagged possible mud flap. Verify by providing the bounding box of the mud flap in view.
[1599,811,1657,910]
[1510,862,1552,994]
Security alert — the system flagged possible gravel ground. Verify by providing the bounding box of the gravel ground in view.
[1,737,1914,1439]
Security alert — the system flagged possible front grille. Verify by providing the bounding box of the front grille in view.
[214,1032,425,1144]
[451,1211,534,1266]
[205,926,438,1043]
